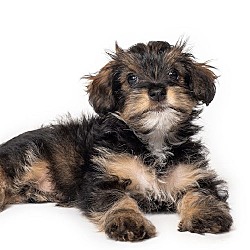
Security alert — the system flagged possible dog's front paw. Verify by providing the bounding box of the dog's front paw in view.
[178,206,233,234]
[178,191,233,234]
[105,209,156,241]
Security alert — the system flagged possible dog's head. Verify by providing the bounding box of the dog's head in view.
[86,41,217,132]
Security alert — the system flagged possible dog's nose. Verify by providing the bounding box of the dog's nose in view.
[148,88,166,102]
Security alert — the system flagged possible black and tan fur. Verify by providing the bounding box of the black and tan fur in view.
[0,41,232,241]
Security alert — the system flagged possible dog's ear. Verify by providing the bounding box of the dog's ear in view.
[86,60,119,114]
[187,62,217,106]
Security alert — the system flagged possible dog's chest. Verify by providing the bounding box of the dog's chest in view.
[93,152,172,201]
[125,164,168,201]
[139,111,178,163]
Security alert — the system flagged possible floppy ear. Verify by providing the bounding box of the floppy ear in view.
[188,62,217,106]
[86,60,119,114]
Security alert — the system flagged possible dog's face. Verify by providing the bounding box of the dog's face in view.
[87,41,216,132]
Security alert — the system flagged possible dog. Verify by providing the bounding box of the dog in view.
[0,40,232,241]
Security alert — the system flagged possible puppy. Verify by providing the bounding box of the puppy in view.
[0,41,232,241]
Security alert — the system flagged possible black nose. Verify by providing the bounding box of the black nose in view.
[148,88,166,102]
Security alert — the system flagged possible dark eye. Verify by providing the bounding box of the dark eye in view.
[168,69,179,81]
[127,74,139,85]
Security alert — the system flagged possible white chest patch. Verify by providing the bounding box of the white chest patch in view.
[140,110,179,161]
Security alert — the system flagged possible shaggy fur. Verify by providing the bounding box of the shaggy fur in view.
[0,41,232,241]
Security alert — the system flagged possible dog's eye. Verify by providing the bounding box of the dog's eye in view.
[127,74,139,85]
[168,69,179,81]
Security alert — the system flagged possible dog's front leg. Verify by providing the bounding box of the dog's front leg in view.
[77,174,156,242]
[177,190,232,234]
[161,163,233,234]
[101,195,156,241]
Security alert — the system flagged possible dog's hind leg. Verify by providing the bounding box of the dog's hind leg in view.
[0,161,62,212]
[0,128,64,211]
[0,167,23,211]
[0,162,42,211]
[0,168,8,210]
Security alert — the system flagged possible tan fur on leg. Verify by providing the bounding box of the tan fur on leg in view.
[177,191,232,234]
[89,196,156,241]
[0,168,9,210]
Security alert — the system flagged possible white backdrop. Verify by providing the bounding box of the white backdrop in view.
[0,0,249,249]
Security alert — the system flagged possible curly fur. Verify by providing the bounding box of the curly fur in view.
[0,40,232,241]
